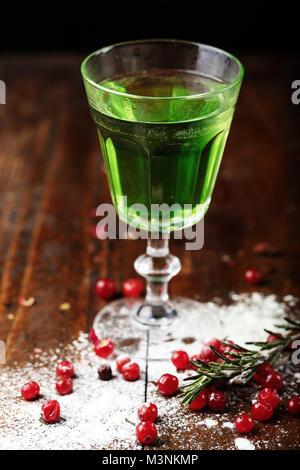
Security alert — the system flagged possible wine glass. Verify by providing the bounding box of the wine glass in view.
[81,40,243,340]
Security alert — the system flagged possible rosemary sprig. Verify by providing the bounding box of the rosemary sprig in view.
[179,317,300,406]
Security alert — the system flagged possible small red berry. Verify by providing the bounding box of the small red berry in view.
[94,338,114,358]
[56,377,73,395]
[116,355,131,373]
[207,390,227,411]
[257,362,273,376]
[245,268,262,285]
[263,370,283,391]
[235,414,254,433]
[199,345,218,363]
[21,381,40,400]
[287,396,300,416]
[171,350,189,370]
[41,400,60,423]
[122,362,140,381]
[56,361,74,378]
[189,354,202,370]
[122,278,143,297]
[158,374,178,396]
[189,389,208,410]
[137,402,158,422]
[267,333,282,343]
[205,338,222,349]
[136,421,157,444]
[258,388,280,409]
[251,401,273,421]
[95,278,116,299]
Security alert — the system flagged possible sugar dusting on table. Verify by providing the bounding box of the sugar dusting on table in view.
[0,292,299,450]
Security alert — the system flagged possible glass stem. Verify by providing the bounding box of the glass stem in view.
[134,238,181,308]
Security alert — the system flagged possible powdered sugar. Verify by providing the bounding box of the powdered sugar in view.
[0,292,298,450]
[234,438,255,450]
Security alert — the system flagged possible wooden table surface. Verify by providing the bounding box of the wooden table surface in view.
[0,54,299,450]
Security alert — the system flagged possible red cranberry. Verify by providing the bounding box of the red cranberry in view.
[41,400,60,423]
[95,278,116,299]
[122,278,143,297]
[171,350,189,370]
[98,364,112,381]
[204,338,222,350]
[263,370,283,390]
[136,421,157,444]
[257,362,273,376]
[245,268,262,285]
[200,345,218,363]
[189,354,203,370]
[116,355,131,373]
[258,388,280,409]
[157,374,178,396]
[207,390,227,411]
[94,338,114,358]
[189,389,208,410]
[21,381,40,400]
[251,401,273,421]
[137,402,158,422]
[267,333,282,343]
[235,414,254,433]
[56,361,74,378]
[56,377,73,395]
[287,396,300,416]
[122,362,140,381]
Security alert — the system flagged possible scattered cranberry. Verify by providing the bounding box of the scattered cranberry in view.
[263,370,283,391]
[89,328,99,346]
[257,362,273,376]
[207,390,227,411]
[287,397,300,416]
[122,362,140,381]
[189,354,202,370]
[21,381,40,400]
[253,362,274,384]
[171,350,189,370]
[136,421,157,444]
[98,364,112,381]
[251,401,273,421]
[56,361,74,378]
[189,389,208,410]
[158,374,179,396]
[95,278,116,299]
[235,414,254,433]
[200,345,218,363]
[56,377,73,395]
[116,355,131,373]
[258,388,280,409]
[267,333,282,343]
[138,402,158,422]
[205,338,222,350]
[245,268,262,285]
[41,400,60,423]
[122,278,143,297]
[94,338,114,359]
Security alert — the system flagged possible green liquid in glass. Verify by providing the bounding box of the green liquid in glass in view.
[90,71,235,231]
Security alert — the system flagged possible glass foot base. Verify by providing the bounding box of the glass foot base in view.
[93,297,212,360]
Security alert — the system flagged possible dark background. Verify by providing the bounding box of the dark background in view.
[1,6,299,55]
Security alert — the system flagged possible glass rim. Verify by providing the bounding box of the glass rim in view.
[81,39,244,101]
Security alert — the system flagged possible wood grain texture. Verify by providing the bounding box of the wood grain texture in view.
[0,54,299,449]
